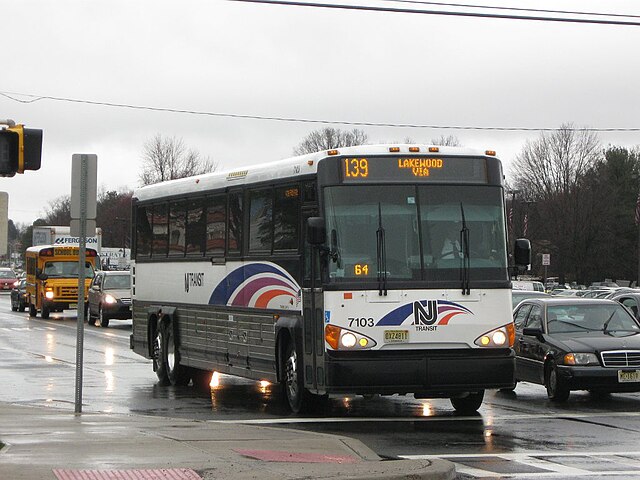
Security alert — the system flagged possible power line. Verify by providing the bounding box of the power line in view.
[226,0,640,26]
[378,0,640,20]
[1,91,639,132]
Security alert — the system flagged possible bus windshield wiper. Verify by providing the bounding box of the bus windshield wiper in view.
[460,202,470,295]
[376,203,388,296]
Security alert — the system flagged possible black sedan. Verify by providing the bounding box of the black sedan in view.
[10,279,27,312]
[513,298,640,401]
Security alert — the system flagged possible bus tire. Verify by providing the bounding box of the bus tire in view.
[450,390,484,414]
[165,320,190,386]
[154,321,170,385]
[41,304,50,319]
[283,340,310,413]
[29,303,37,317]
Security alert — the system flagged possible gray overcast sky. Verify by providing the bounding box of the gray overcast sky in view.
[1,0,639,225]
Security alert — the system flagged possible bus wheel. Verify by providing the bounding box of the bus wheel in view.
[450,390,484,414]
[283,341,310,413]
[165,321,190,386]
[41,304,50,319]
[29,303,37,317]
[153,322,170,385]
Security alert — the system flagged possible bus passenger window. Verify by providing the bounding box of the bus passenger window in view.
[151,204,169,257]
[135,205,153,257]
[206,195,226,256]
[186,199,205,256]
[274,185,299,251]
[168,201,186,257]
[249,189,273,253]
[227,192,243,256]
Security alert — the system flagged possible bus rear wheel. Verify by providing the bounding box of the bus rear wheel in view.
[165,320,190,386]
[153,321,170,385]
[450,390,484,414]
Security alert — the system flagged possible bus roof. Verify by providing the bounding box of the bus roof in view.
[26,245,98,255]
[133,144,498,203]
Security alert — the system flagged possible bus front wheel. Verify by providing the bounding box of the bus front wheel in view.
[283,341,310,413]
[450,390,484,414]
[41,303,50,319]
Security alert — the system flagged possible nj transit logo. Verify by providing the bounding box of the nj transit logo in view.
[376,300,473,327]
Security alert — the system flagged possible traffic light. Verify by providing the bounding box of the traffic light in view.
[0,123,43,176]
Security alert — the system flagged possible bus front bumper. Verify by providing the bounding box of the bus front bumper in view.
[323,348,515,396]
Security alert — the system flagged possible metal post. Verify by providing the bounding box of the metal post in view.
[74,155,88,414]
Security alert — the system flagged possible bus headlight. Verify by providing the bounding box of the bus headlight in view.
[475,323,515,348]
[325,324,376,350]
[45,290,54,300]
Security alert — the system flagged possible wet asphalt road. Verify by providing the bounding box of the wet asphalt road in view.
[2,292,640,478]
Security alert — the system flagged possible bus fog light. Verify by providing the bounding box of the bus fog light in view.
[341,332,357,348]
[359,338,368,347]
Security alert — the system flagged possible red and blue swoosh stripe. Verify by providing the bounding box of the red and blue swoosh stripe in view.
[376,300,473,326]
[209,263,300,309]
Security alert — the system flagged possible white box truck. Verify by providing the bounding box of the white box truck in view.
[32,226,102,252]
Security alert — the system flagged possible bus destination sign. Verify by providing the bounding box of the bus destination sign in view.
[341,155,487,183]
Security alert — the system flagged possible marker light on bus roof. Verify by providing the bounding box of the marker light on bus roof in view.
[485,150,497,156]
[409,147,420,152]
[389,147,400,152]
[327,149,339,156]
[428,147,439,152]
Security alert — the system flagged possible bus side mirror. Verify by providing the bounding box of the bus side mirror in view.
[514,238,531,267]
[307,217,326,245]
[36,268,48,280]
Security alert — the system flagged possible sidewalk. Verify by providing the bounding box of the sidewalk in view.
[0,402,455,480]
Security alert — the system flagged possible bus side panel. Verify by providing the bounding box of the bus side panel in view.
[132,300,280,382]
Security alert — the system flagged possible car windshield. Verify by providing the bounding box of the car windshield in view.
[0,271,15,279]
[43,261,94,278]
[323,184,508,283]
[547,304,640,333]
[103,275,131,289]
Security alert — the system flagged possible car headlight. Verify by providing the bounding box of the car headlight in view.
[475,323,515,348]
[104,294,117,304]
[325,324,377,350]
[564,353,599,366]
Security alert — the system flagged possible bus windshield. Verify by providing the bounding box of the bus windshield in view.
[324,184,507,283]
[43,261,95,278]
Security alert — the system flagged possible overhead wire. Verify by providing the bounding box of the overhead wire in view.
[225,0,640,26]
[2,91,639,132]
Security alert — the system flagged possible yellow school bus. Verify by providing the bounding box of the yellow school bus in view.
[25,245,99,319]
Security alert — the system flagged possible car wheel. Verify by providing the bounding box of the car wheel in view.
[283,340,311,413]
[11,300,18,312]
[546,360,570,402]
[450,390,485,414]
[29,303,37,317]
[165,320,190,386]
[18,300,26,312]
[98,305,109,328]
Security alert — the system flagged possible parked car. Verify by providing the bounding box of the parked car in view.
[511,290,550,309]
[0,267,18,291]
[10,279,27,312]
[87,271,132,327]
[610,292,640,320]
[512,298,640,401]
[512,280,545,292]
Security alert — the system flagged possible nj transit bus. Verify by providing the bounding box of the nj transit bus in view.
[129,144,530,413]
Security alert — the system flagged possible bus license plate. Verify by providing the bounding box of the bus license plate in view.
[384,330,408,343]
[618,370,640,383]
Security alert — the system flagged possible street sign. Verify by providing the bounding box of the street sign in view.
[542,253,551,266]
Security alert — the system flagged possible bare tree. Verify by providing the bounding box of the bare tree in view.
[430,134,461,146]
[293,128,369,156]
[510,123,603,284]
[139,134,217,186]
